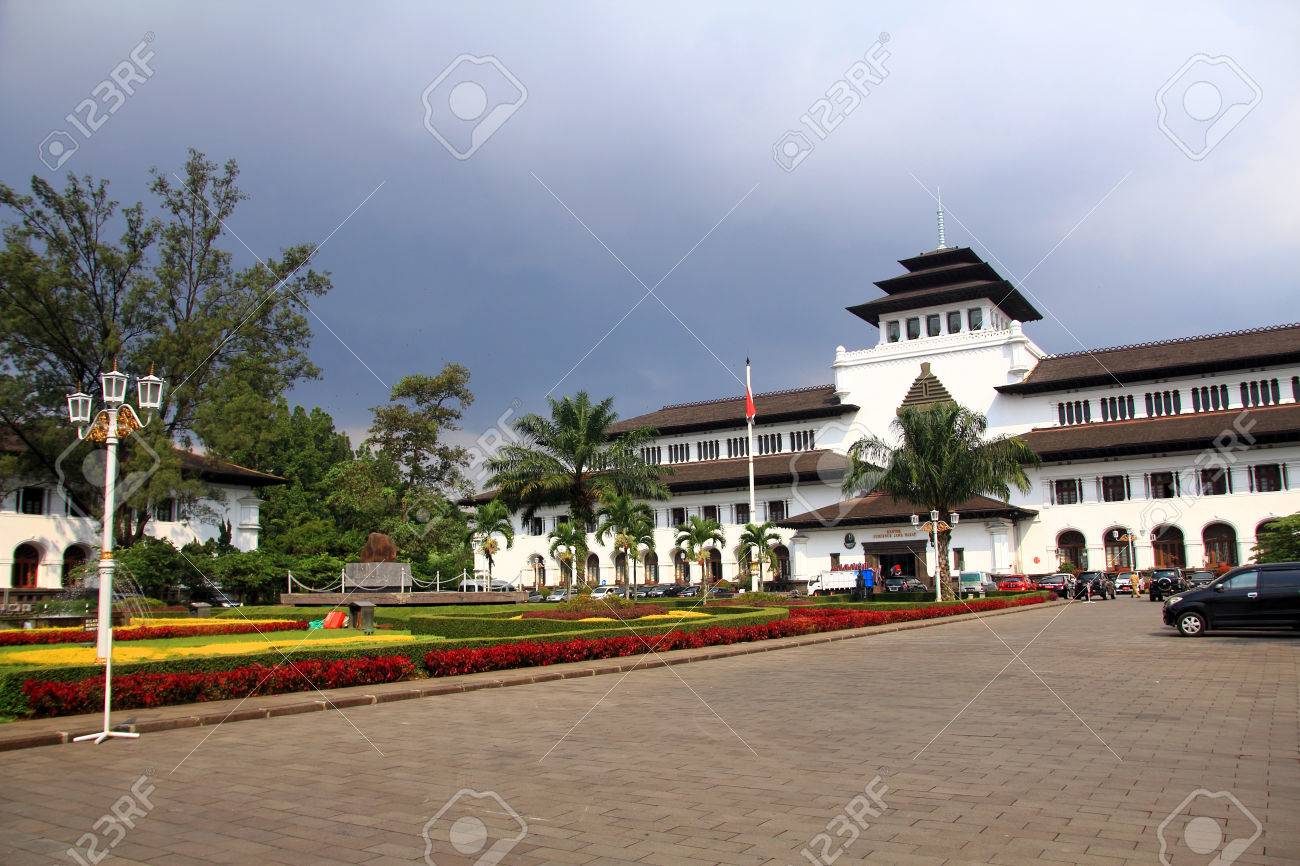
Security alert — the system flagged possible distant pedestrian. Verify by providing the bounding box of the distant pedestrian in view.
[1132,572,1143,599]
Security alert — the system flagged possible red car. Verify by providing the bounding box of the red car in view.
[996,575,1033,592]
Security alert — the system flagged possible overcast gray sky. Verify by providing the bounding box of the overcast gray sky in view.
[3,1,1297,446]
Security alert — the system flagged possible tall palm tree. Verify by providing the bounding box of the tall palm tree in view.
[468,499,514,587]
[547,521,585,594]
[595,491,655,595]
[627,517,656,598]
[485,392,669,531]
[675,515,726,602]
[842,403,1039,599]
[737,521,781,593]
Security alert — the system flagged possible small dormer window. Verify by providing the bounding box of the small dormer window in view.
[926,314,941,337]
[906,317,920,340]
[886,320,900,343]
[947,311,961,333]
[968,308,983,330]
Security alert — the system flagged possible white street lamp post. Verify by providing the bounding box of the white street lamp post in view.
[66,362,165,745]
[913,510,958,602]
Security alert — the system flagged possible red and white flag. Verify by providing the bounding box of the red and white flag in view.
[744,358,756,419]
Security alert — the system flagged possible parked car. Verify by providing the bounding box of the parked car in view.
[1113,571,1141,595]
[1073,571,1115,599]
[881,576,926,593]
[1163,562,1300,636]
[547,589,569,602]
[526,592,545,603]
[677,585,701,598]
[958,571,999,598]
[1147,568,1187,602]
[1185,570,1218,589]
[646,584,681,597]
[710,589,737,599]
[1034,574,1075,597]
[996,575,1034,592]
[589,585,622,600]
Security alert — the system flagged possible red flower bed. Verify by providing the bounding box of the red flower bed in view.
[426,595,1047,677]
[0,620,308,647]
[22,655,415,718]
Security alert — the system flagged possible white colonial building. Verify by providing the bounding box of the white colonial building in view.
[477,241,1300,591]
[2,449,280,591]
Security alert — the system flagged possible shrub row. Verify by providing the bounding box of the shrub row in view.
[0,619,309,647]
[421,595,1048,677]
[12,597,1046,718]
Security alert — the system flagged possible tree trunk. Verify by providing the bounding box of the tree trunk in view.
[938,527,955,600]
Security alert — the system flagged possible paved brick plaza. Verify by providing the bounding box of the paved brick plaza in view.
[1,601,1296,865]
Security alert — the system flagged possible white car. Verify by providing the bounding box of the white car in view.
[588,585,624,600]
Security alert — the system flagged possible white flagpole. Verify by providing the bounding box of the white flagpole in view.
[746,359,757,592]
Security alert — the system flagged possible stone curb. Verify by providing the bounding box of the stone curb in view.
[0,598,1066,752]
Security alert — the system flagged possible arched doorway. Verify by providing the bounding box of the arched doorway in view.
[558,553,574,588]
[643,550,659,584]
[1202,523,1238,567]
[586,553,600,586]
[614,552,628,584]
[706,548,722,584]
[1102,528,1132,571]
[772,544,790,585]
[11,543,41,588]
[1152,525,1185,568]
[528,554,546,589]
[61,545,90,586]
[1056,530,1086,570]
[672,549,689,583]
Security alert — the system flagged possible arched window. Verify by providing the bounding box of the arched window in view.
[772,544,791,585]
[706,548,723,583]
[1202,523,1238,567]
[643,550,659,584]
[672,549,689,583]
[614,553,628,584]
[61,545,90,586]
[585,553,600,586]
[1102,528,1133,571]
[11,543,41,588]
[1152,525,1185,568]
[1056,530,1086,569]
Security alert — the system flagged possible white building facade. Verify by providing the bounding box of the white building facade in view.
[480,243,1300,590]
[2,451,279,590]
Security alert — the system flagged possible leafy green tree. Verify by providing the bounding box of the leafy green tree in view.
[485,392,668,530]
[843,403,1038,599]
[1254,514,1300,563]
[0,150,331,545]
[737,521,780,592]
[675,515,725,602]
[625,516,656,597]
[548,521,585,592]
[367,367,474,504]
[469,499,515,581]
[595,491,655,592]
[113,537,186,599]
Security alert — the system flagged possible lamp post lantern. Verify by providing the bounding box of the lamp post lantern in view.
[65,362,165,745]
[914,510,958,602]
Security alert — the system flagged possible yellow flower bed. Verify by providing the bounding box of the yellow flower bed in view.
[2,633,413,667]
[639,611,710,620]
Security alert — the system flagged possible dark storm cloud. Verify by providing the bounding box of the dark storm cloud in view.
[2,0,1297,445]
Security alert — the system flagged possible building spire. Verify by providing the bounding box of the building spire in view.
[935,188,948,250]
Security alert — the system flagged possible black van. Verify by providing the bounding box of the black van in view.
[1162,562,1300,636]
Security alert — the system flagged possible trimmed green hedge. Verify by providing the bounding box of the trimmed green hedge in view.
[0,606,786,718]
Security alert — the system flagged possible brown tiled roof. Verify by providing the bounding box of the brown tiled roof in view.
[899,362,953,410]
[998,322,1300,394]
[781,492,1036,530]
[848,246,1043,326]
[463,449,849,504]
[1019,403,1300,461]
[0,431,284,486]
[608,385,856,436]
